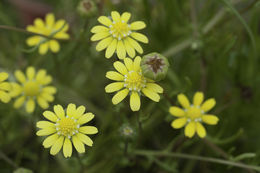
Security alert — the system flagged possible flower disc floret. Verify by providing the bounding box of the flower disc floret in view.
[10,66,57,113]
[0,72,11,103]
[91,11,148,59]
[105,56,163,111]
[26,13,70,55]
[169,92,219,138]
[36,104,98,158]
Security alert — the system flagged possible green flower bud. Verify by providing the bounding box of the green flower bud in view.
[77,0,97,17]
[141,52,169,81]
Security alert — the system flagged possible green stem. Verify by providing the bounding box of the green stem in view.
[133,150,260,172]
[0,150,18,168]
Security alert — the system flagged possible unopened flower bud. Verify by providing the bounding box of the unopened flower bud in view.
[77,0,97,17]
[141,52,169,81]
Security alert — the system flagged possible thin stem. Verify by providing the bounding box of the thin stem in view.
[133,150,260,172]
[124,139,129,156]
[76,153,84,173]
[0,25,69,41]
[0,150,18,168]
[190,0,199,38]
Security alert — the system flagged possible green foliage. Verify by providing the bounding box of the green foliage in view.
[0,0,260,172]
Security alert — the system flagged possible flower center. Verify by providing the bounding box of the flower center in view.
[56,117,80,138]
[24,81,40,96]
[124,71,146,92]
[186,106,202,119]
[109,21,131,40]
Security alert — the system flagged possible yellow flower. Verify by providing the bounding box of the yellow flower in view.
[91,11,148,59]
[105,56,163,111]
[36,104,98,158]
[10,67,57,113]
[169,92,219,138]
[26,13,69,55]
[0,72,11,103]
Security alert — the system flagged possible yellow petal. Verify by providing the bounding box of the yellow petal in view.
[9,83,22,97]
[116,40,126,59]
[26,36,41,46]
[91,32,110,41]
[36,121,55,129]
[78,113,94,125]
[40,93,54,102]
[184,122,196,138]
[142,88,160,102]
[77,133,93,147]
[14,96,25,108]
[133,56,141,71]
[113,61,128,75]
[79,126,98,134]
[146,83,163,93]
[201,98,216,112]
[171,118,187,129]
[50,136,64,155]
[105,39,117,58]
[177,94,190,109]
[67,103,76,117]
[196,122,206,138]
[130,91,140,111]
[49,40,60,53]
[54,105,65,119]
[15,70,26,83]
[202,115,219,125]
[169,106,185,117]
[121,12,131,22]
[36,128,56,136]
[111,11,121,21]
[98,16,112,26]
[39,42,49,55]
[130,21,146,30]
[96,36,113,51]
[131,32,148,43]
[26,98,35,113]
[123,58,134,71]
[43,111,58,122]
[26,66,35,80]
[34,18,44,28]
[63,138,72,158]
[193,92,204,106]
[106,71,124,81]
[46,13,55,27]
[36,69,47,83]
[0,82,11,91]
[42,86,57,94]
[74,106,86,119]
[127,37,143,54]
[0,72,8,82]
[105,82,124,93]
[54,19,69,32]
[91,25,109,33]
[112,89,129,105]
[42,133,59,148]
[37,96,49,109]
[0,91,11,103]
[72,135,85,153]
[123,39,136,58]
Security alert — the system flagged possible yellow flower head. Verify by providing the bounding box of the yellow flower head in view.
[36,104,98,158]
[0,72,11,103]
[169,92,219,138]
[10,67,57,113]
[105,56,163,111]
[26,13,69,55]
[91,11,148,59]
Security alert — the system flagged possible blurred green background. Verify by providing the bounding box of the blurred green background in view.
[0,0,260,172]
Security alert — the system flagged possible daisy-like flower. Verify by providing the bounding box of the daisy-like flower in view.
[26,13,69,55]
[169,92,219,138]
[91,11,148,59]
[105,56,163,111]
[10,67,57,113]
[0,72,11,103]
[36,104,98,158]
